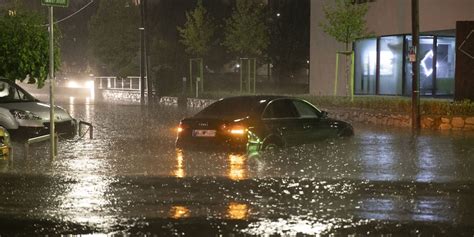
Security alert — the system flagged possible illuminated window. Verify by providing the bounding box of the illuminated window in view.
[436,37,455,95]
[354,38,377,95]
[405,36,434,96]
[354,35,455,97]
[378,36,403,95]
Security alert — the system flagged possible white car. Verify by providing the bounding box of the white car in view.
[0,79,77,140]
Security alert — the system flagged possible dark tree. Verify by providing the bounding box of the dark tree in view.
[268,0,310,85]
[146,0,233,95]
[0,7,60,88]
[177,0,215,57]
[223,0,269,57]
[88,0,139,76]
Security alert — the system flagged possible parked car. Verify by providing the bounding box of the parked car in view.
[0,79,77,140]
[176,95,353,152]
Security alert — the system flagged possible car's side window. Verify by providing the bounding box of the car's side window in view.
[0,82,9,99]
[16,89,26,100]
[292,100,321,118]
[263,99,298,119]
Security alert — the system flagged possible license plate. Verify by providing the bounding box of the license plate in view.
[193,130,216,137]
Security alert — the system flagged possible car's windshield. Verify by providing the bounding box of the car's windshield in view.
[0,81,36,103]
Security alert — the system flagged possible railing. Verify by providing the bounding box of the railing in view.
[79,121,93,139]
[96,76,147,91]
[25,134,58,158]
[24,120,93,159]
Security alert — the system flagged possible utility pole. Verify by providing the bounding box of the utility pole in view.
[139,0,147,106]
[411,0,420,132]
[42,0,68,160]
[145,0,152,105]
[49,6,56,160]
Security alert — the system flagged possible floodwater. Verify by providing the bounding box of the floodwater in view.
[0,98,473,236]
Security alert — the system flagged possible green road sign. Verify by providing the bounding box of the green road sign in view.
[41,0,69,7]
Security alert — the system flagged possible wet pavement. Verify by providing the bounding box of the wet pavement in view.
[1,98,474,236]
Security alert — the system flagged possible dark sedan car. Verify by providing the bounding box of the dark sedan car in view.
[176,95,353,153]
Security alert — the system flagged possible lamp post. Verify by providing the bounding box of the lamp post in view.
[139,0,147,106]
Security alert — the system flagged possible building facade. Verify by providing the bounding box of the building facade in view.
[310,0,474,99]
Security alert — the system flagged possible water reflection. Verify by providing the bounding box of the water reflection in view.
[358,133,401,181]
[357,195,456,223]
[170,205,190,219]
[85,97,91,122]
[56,158,118,230]
[413,136,455,182]
[227,202,249,220]
[173,149,186,178]
[228,154,247,181]
[242,216,336,236]
[69,97,75,118]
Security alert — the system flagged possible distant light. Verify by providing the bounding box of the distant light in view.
[85,80,94,89]
[236,64,240,68]
[67,81,80,88]
[306,60,310,64]
[276,13,281,17]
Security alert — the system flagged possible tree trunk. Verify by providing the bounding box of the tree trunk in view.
[345,43,350,97]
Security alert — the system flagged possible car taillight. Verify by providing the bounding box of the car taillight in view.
[229,126,247,136]
[177,123,188,134]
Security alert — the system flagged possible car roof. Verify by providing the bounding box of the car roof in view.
[217,95,291,103]
[192,95,297,120]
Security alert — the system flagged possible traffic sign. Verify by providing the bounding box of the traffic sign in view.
[41,0,69,7]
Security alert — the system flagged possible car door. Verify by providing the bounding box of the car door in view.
[291,99,335,142]
[261,99,302,147]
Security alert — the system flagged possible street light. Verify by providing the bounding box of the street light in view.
[135,0,147,105]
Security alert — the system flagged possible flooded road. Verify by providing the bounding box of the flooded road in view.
[0,99,473,236]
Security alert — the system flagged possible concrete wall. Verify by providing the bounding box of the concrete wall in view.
[310,0,474,96]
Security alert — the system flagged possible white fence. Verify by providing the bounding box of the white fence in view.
[96,76,147,91]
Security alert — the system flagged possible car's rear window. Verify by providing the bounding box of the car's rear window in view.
[194,97,264,119]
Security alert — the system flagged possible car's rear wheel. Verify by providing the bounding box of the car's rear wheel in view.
[337,126,354,137]
[261,137,283,151]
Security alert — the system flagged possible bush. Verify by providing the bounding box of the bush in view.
[192,91,474,116]
[301,96,474,116]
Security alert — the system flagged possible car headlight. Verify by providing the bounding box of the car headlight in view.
[10,110,42,120]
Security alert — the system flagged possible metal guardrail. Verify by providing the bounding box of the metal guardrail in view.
[24,120,93,158]
[25,134,58,158]
[96,76,147,91]
[79,121,93,139]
